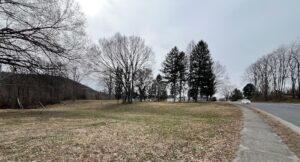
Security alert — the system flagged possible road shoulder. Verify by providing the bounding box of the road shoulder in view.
[234,104,299,162]
[251,107,300,159]
[250,106,300,135]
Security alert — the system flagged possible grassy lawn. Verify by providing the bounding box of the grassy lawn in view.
[0,101,242,161]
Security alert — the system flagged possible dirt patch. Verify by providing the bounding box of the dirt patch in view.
[253,109,300,158]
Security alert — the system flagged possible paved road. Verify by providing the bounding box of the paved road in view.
[251,103,300,127]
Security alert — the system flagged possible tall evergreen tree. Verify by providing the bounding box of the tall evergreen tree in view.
[202,55,216,100]
[190,40,216,101]
[115,67,123,103]
[243,83,255,99]
[230,88,243,101]
[148,81,157,100]
[162,47,180,102]
[156,74,163,101]
[187,41,196,101]
[205,65,217,100]
[177,51,188,102]
[147,76,168,102]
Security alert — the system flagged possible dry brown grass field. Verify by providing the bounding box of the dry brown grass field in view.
[0,101,242,161]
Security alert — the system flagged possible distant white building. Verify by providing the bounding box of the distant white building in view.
[167,96,187,102]
[167,95,208,102]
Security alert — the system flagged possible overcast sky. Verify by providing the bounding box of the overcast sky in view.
[76,0,300,90]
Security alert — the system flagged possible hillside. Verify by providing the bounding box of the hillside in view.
[0,72,102,108]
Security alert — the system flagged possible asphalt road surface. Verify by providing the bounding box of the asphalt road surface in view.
[251,103,300,127]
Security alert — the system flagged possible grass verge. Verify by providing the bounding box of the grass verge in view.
[0,101,242,161]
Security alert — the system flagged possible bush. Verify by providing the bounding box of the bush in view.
[211,97,217,102]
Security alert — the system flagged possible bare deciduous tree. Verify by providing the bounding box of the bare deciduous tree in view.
[288,44,299,99]
[290,42,300,98]
[245,42,300,100]
[89,33,154,103]
[0,0,86,72]
[101,71,114,100]
[136,68,153,101]
[213,61,228,90]
[220,81,234,101]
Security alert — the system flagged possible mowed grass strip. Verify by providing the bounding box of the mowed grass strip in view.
[0,101,242,161]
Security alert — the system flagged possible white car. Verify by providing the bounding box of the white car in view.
[241,99,251,104]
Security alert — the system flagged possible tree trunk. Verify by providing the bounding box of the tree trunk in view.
[298,79,300,99]
[298,64,300,99]
[195,87,198,102]
[173,82,176,102]
[157,84,160,102]
[179,81,182,102]
[292,85,296,99]
[128,86,131,103]
[72,82,75,101]
[291,79,296,99]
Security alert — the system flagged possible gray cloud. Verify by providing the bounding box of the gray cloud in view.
[77,0,300,90]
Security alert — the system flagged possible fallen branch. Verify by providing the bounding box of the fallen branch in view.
[39,101,46,114]
[17,97,23,109]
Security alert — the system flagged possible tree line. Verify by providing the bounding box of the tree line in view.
[88,33,168,104]
[0,0,89,81]
[0,73,100,108]
[89,35,218,104]
[245,41,300,101]
[0,0,86,73]
[0,0,222,107]
[0,0,94,108]
[161,41,216,102]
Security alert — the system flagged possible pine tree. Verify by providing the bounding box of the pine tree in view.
[190,40,216,101]
[156,74,163,101]
[243,83,255,99]
[230,88,243,101]
[115,67,123,103]
[177,51,188,102]
[148,81,157,100]
[187,41,196,101]
[200,52,216,100]
[205,64,216,100]
[147,76,168,102]
[162,47,180,102]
